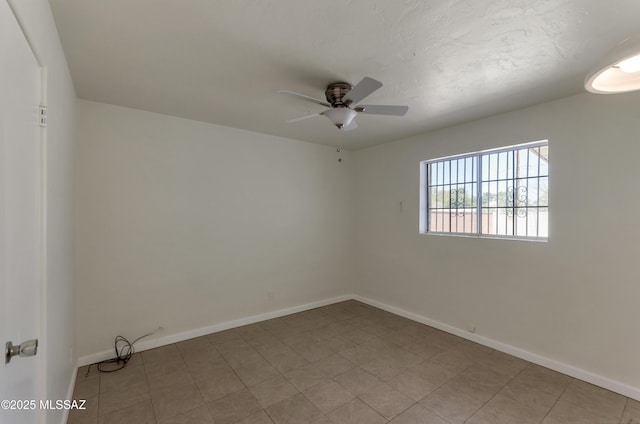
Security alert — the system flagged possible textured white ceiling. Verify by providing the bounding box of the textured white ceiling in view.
[49,0,640,149]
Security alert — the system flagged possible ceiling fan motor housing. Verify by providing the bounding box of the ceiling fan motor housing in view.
[325,82,353,106]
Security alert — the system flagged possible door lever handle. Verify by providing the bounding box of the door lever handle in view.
[5,339,38,364]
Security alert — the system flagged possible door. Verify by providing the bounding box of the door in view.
[0,0,44,423]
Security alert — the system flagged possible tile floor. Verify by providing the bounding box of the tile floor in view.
[67,300,640,424]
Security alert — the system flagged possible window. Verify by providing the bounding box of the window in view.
[420,141,548,240]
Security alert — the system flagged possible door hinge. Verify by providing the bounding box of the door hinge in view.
[39,105,47,127]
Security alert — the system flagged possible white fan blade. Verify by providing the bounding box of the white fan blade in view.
[278,90,331,107]
[342,120,358,131]
[343,77,382,105]
[286,112,323,123]
[357,105,408,116]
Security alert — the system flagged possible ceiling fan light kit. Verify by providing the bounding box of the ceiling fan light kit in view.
[585,35,640,94]
[280,77,409,131]
[324,107,357,129]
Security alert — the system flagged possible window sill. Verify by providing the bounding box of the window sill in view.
[421,232,548,243]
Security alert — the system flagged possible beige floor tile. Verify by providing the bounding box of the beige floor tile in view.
[261,348,309,374]
[478,350,530,378]
[546,398,620,424]
[236,323,267,337]
[623,398,640,423]
[450,341,494,362]
[248,376,299,408]
[408,360,458,387]
[326,398,386,424]
[342,328,377,345]
[561,379,626,419]
[150,382,204,422]
[513,365,573,396]
[294,341,337,362]
[77,364,101,380]
[361,338,397,356]
[540,418,566,424]
[214,338,252,355]
[387,347,423,367]
[185,356,233,381]
[460,364,511,387]
[315,323,353,340]
[206,329,242,346]
[439,373,505,407]
[239,410,275,423]
[158,405,213,424]
[334,367,382,396]
[359,382,415,420]
[142,345,182,367]
[144,354,187,375]
[68,303,639,424]
[317,336,357,354]
[376,331,411,347]
[499,379,559,411]
[74,376,100,399]
[429,349,474,375]
[221,346,264,369]
[207,389,262,424]
[312,354,356,377]
[235,360,281,387]
[98,381,150,416]
[310,416,333,424]
[389,403,449,424]
[420,386,479,424]
[254,340,292,356]
[465,409,505,424]
[427,330,464,350]
[175,337,214,355]
[97,400,155,424]
[350,322,381,335]
[67,395,99,424]
[361,355,409,382]
[303,380,355,414]
[387,370,437,401]
[68,418,97,424]
[265,392,323,424]
[284,364,331,391]
[195,369,245,402]
[281,332,317,349]
[246,333,281,348]
[338,344,379,366]
[99,364,147,394]
[180,347,222,366]
[477,393,549,424]
[146,363,194,392]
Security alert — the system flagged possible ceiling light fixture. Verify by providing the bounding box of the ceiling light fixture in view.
[323,107,357,129]
[585,36,640,94]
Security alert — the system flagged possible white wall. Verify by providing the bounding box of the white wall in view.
[352,91,640,396]
[75,100,353,358]
[8,1,77,423]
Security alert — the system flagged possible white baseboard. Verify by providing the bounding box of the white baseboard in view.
[353,294,640,402]
[77,294,352,367]
[59,363,78,424]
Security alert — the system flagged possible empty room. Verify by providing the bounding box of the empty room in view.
[1,0,640,423]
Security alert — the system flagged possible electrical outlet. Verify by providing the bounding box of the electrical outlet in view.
[267,291,275,301]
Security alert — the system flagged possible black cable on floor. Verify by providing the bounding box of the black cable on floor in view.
[85,330,158,376]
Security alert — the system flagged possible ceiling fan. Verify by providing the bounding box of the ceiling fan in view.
[279,77,409,131]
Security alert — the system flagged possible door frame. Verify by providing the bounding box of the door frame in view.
[5,0,48,415]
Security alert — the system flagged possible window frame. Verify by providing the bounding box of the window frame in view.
[419,140,549,242]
